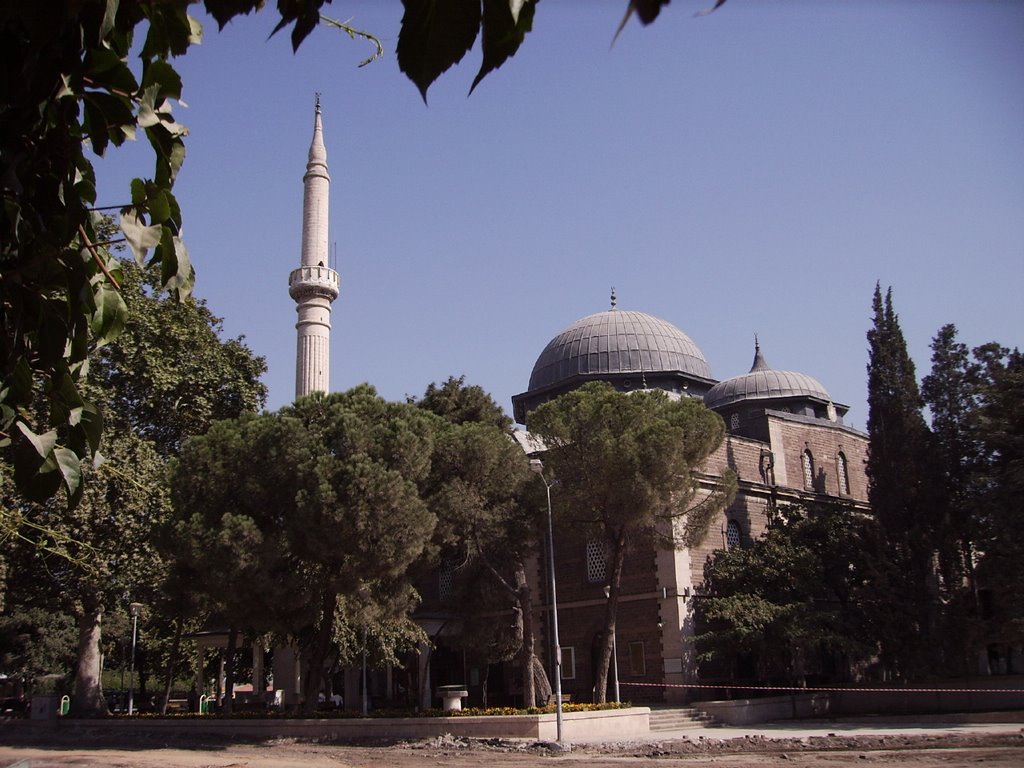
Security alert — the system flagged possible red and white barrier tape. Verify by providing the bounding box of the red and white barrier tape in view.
[618,681,1024,694]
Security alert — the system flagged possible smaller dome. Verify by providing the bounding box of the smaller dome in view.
[704,343,832,410]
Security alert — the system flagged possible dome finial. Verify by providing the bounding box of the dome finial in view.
[315,92,321,114]
[750,335,769,372]
[610,287,617,310]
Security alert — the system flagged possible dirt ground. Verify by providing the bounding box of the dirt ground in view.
[1,729,1022,767]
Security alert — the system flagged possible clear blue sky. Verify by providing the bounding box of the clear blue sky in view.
[95,0,1024,428]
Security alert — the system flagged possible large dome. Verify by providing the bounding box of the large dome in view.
[704,343,832,410]
[527,309,713,391]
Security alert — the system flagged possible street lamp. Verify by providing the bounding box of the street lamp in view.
[602,586,620,703]
[127,602,144,715]
[529,458,563,745]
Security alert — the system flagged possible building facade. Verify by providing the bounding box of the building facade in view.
[506,299,870,705]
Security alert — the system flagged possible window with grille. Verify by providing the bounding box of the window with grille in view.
[726,519,741,548]
[438,561,455,603]
[802,449,815,489]
[730,412,740,431]
[586,539,609,583]
[560,646,576,679]
[837,451,850,495]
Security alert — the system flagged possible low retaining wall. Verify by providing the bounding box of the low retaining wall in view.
[694,678,1024,725]
[695,693,831,725]
[20,707,651,742]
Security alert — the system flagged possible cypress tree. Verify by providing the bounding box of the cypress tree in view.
[865,284,934,678]
[921,324,983,672]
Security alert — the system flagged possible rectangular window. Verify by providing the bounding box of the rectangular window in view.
[586,539,609,583]
[628,641,646,676]
[560,646,576,680]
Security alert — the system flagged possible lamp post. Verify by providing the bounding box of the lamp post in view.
[127,602,144,715]
[361,627,368,716]
[529,458,563,745]
[603,586,620,703]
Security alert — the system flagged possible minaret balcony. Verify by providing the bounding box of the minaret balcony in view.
[289,265,340,302]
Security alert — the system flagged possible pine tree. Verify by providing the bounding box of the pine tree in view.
[865,284,934,678]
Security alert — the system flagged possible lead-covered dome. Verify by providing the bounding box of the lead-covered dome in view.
[512,304,716,424]
[704,343,832,411]
[527,309,713,391]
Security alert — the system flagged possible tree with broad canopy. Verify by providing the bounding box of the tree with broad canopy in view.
[525,381,735,704]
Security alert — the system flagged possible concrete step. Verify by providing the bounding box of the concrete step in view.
[648,707,718,731]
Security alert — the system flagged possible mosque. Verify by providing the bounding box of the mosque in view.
[194,102,870,710]
[501,303,870,704]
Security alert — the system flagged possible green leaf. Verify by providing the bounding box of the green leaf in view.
[121,210,162,264]
[142,2,199,58]
[13,447,62,503]
[471,0,536,94]
[101,0,119,39]
[138,84,161,129]
[84,45,139,95]
[632,0,673,24]
[148,189,171,223]
[141,58,183,102]
[81,403,103,455]
[159,229,194,297]
[90,278,129,345]
[82,91,136,154]
[16,422,58,460]
[206,0,262,29]
[398,0,482,102]
[129,178,146,207]
[54,446,84,499]
[146,122,188,187]
[5,358,34,409]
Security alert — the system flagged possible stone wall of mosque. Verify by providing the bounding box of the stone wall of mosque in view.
[767,414,869,502]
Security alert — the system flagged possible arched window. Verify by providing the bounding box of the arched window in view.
[802,449,815,490]
[730,412,740,431]
[837,451,850,495]
[726,519,741,548]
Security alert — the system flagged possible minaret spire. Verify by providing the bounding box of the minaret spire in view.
[289,97,340,399]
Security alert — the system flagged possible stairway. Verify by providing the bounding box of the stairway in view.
[647,706,718,731]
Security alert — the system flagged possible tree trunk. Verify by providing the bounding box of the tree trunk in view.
[159,618,184,715]
[221,626,238,715]
[480,664,489,710]
[514,566,536,708]
[594,533,627,704]
[70,600,108,717]
[531,655,552,706]
[301,589,336,714]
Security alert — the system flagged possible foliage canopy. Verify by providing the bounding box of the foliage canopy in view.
[1,0,721,506]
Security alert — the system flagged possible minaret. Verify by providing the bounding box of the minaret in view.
[289,96,340,398]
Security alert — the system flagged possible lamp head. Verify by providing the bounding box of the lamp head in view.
[129,602,144,617]
[528,458,544,475]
